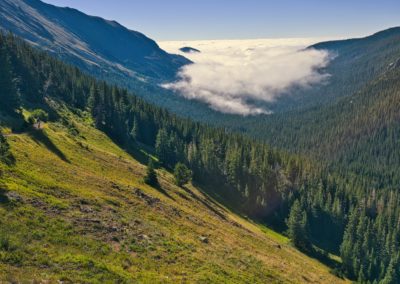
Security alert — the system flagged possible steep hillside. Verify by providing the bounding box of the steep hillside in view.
[251,64,400,188]
[0,0,189,82]
[0,108,347,283]
[2,32,400,283]
[210,28,400,187]
[271,27,400,112]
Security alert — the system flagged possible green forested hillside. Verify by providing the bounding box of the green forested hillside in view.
[269,27,400,112]
[1,32,400,283]
[255,65,400,188]
[218,28,400,190]
[0,33,347,283]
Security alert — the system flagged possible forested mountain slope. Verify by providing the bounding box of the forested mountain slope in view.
[271,27,400,112]
[1,33,400,283]
[0,34,346,283]
[214,27,400,189]
[252,61,400,188]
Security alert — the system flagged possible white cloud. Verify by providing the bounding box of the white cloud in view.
[159,38,331,115]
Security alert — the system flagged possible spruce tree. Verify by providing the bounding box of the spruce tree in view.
[155,129,170,165]
[287,200,309,250]
[381,255,400,284]
[144,158,158,186]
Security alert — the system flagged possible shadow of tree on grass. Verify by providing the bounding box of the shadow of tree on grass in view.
[28,129,70,163]
[0,188,9,205]
[182,185,227,220]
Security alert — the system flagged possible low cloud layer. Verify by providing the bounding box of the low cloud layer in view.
[159,38,331,115]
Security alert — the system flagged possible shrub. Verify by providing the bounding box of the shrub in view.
[173,163,192,187]
[28,109,49,127]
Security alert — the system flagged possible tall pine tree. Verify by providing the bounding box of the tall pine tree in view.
[287,200,309,251]
[144,158,158,187]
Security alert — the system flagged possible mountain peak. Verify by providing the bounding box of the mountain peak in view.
[0,0,190,82]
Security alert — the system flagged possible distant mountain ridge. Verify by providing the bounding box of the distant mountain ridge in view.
[311,26,400,51]
[271,26,400,112]
[0,0,190,82]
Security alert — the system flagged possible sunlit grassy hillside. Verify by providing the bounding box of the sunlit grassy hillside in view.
[0,108,347,283]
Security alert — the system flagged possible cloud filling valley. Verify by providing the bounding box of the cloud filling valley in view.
[159,38,331,115]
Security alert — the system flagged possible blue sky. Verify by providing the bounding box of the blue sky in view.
[42,0,400,40]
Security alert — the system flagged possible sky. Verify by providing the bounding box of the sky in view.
[42,0,400,41]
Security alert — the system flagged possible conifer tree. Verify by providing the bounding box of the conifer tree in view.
[381,256,399,284]
[144,158,158,186]
[155,129,170,165]
[287,200,309,250]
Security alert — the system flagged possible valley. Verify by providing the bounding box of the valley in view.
[1,0,400,283]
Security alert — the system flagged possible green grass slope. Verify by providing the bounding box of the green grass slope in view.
[0,108,346,283]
